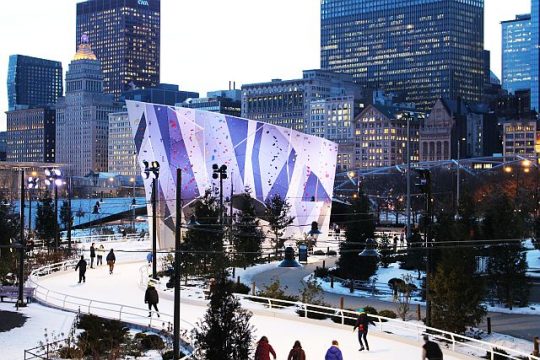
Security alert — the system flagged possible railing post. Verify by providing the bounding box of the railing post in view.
[330,276,334,288]
[119,306,123,320]
[533,336,539,356]
[340,296,344,310]
[252,282,256,296]
[417,304,421,321]
[88,300,92,314]
[487,317,491,334]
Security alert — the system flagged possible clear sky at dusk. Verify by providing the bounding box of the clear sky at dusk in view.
[0,0,532,130]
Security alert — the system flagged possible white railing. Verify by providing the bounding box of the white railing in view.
[67,233,149,243]
[29,260,194,359]
[233,294,538,360]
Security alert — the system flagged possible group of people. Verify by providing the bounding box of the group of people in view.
[254,308,443,360]
[74,243,117,283]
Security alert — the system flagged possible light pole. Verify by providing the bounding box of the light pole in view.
[45,168,62,250]
[347,171,361,199]
[456,137,466,216]
[406,114,412,240]
[212,164,228,225]
[173,168,182,360]
[143,160,160,280]
[27,173,39,233]
[67,177,72,255]
[18,169,26,307]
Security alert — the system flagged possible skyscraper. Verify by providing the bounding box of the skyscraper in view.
[320,0,484,111]
[7,55,62,111]
[531,0,540,111]
[76,0,160,99]
[502,14,532,94]
[56,36,121,176]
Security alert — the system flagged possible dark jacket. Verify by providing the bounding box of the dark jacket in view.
[287,345,306,360]
[423,341,443,359]
[354,312,375,332]
[106,251,116,262]
[324,346,343,360]
[75,259,87,273]
[254,339,276,360]
[89,246,95,257]
[145,286,159,304]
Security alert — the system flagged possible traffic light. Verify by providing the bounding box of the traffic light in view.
[414,168,431,194]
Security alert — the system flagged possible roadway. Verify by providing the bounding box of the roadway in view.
[250,257,540,341]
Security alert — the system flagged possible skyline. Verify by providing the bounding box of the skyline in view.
[0,0,531,131]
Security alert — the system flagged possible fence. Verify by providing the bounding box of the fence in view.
[28,260,194,359]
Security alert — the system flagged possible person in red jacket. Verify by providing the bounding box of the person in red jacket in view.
[287,340,306,360]
[255,336,276,360]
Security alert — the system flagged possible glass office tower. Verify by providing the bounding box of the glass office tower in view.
[502,14,532,94]
[7,55,62,111]
[321,0,484,111]
[76,0,160,99]
[531,0,539,111]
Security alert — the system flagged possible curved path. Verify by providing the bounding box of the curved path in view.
[33,260,472,360]
[251,257,540,340]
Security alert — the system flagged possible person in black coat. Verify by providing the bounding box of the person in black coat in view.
[75,255,87,283]
[353,308,376,351]
[144,283,160,317]
[89,243,96,268]
[422,335,443,360]
[106,249,116,274]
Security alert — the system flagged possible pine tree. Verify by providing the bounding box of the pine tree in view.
[0,198,19,263]
[430,248,486,333]
[264,194,294,255]
[233,189,263,267]
[59,200,73,231]
[194,277,253,360]
[182,191,225,277]
[337,190,377,280]
[35,193,56,250]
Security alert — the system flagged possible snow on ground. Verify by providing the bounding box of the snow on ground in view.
[31,261,471,360]
[0,302,75,359]
[77,238,152,263]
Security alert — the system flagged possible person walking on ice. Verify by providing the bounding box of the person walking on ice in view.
[96,244,104,266]
[89,243,96,268]
[75,255,87,283]
[144,282,160,317]
[106,249,116,274]
[353,308,376,351]
[254,336,276,360]
[287,340,306,360]
[324,340,343,360]
[422,335,443,360]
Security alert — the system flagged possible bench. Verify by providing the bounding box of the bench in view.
[0,285,35,303]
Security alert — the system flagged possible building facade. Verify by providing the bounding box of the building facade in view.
[355,104,422,169]
[6,107,56,163]
[532,0,540,111]
[502,120,538,159]
[56,36,121,176]
[7,55,62,111]
[320,0,484,111]
[466,107,502,158]
[241,70,362,132]
[76,0,160,99]
[108,111,137,176]
[0,132,6,161]
[121,83,198,106]
[502,14,532,94]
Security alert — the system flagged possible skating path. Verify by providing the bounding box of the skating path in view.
[32,260,474,360]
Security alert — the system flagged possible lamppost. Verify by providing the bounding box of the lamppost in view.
[456,137,466,217]
[45,168,62,249]
[143,160,160,280]
[27,173,39,233]
[18,169,26,307]
[212,164,228,225]
[173,168,182,360]
[347,171,362,198]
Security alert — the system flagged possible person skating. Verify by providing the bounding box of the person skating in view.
[96,244,104,266]
[287,340,306,360]
[144,283,160,317]
[353,308,376,351]
[324,340,343,360]
[106,249,116,274]
[89,243,96,268]
[254,336,276,360]
[422,335,443,360]
[75,255,87,283]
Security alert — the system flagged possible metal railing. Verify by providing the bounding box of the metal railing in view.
[28,260,195,359]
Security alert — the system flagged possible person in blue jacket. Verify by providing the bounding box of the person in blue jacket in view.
[325,340,343,360]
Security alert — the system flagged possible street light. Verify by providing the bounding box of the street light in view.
[212,164,228,225]
[143,160,160,280]
[27,173,39,233]
[347,171,362,199]
[45,168,62,249]
[456,137,466,217]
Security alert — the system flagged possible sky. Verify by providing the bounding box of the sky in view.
[0,0,532,131]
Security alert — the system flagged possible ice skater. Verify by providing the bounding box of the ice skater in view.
[324,340,343,360]
[96,244,104,266]
[353,308,376,351]
[89,243,96,268]
[422,335,443,360]
[254,336,276,360]
[144,282,160,317]
[106,249,116,274]
[75,255,87,283]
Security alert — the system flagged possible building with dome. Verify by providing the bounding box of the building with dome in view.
[56,36,122,176]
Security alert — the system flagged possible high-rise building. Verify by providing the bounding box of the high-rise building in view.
[56,36,121,176]
[181,89,241,117]
[108,112,136,176]
[502,120,537,159]
[502,14,532,94]
[76,0,160,99]
[6,107,56,163]
[0,132,6,161]
[241,70,362,131]
[528,0,540,112]
[320,0,484,111]
[122,83,198,106]
[7,55,62,111]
